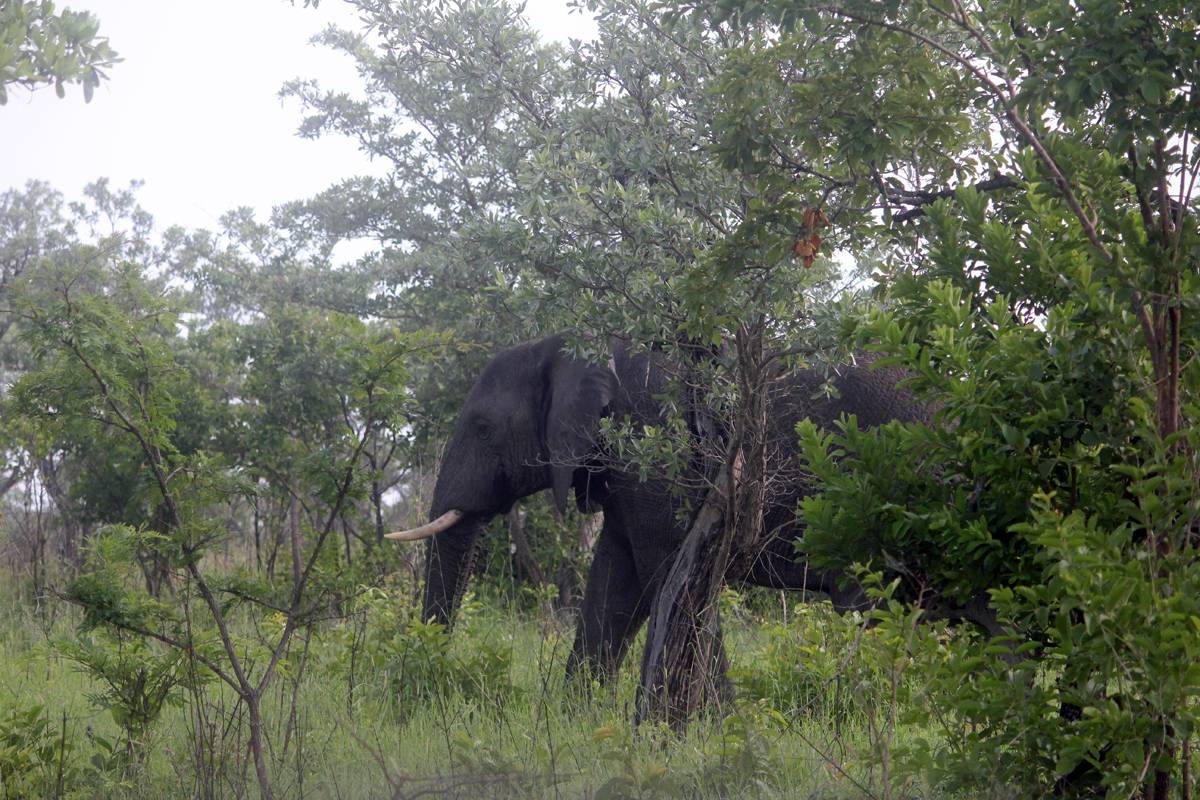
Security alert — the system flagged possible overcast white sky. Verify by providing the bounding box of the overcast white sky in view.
[2,0,596,245]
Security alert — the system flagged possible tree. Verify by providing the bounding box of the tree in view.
[699,0,1199,792]
[6,245,433,799]
[711,0,1197,442]
[0,0,119,104]
[0,180,165,585]
[162,203,440,572]
[283,0,884,726]
[1,178,156,350]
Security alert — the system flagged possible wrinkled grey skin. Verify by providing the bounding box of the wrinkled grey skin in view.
[421,334,954,681]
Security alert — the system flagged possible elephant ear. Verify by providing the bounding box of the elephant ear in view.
[546,353,618,515]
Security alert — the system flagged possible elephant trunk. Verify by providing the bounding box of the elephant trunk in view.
[421,515,491,628]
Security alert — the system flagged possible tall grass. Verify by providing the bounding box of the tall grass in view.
[0,567,946,799]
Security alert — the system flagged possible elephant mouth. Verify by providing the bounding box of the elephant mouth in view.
[384,509,465,541]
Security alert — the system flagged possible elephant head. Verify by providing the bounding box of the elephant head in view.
[388,334,617,627]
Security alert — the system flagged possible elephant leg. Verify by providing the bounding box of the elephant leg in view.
[566,524,652,684]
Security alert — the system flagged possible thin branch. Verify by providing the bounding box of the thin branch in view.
[814,5,1010,104]
[817,5,1113,261]
[892,173,1022,222]
[49,588,236,690]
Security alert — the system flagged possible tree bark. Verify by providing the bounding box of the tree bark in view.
[635,463,735,729]
[246,691,275,800]
[253,497,262,571]
[371,477,385,551]
[290,477,302,587]
[634,323,773,730]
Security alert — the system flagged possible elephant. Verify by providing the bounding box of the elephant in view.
[387,332,943,682]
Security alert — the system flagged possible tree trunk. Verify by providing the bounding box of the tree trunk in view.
[253,497,262,571]
[371,477,384,551]
[266,495,282,579]
[290,477,301,587]
[635,465,735,729]
[246,691,275,800]
[635,323,773,730]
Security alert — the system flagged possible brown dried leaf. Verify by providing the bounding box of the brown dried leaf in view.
[795,207,830,268]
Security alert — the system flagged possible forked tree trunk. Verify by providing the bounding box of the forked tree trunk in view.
[635,324,772,729]
[634,467,735,729]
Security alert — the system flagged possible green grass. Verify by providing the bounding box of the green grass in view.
[0,572,942,799]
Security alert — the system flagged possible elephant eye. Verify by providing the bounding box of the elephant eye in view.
[474,421,492,442]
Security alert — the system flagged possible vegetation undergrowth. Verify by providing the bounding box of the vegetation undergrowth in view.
[0,565,964,800]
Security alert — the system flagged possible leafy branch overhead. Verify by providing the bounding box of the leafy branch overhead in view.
[0,0,120,104]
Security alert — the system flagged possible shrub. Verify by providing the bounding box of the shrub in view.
[0,704,75,799]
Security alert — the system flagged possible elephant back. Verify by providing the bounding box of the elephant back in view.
[772,350,933,434]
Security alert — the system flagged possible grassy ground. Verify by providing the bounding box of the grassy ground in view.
[0,571,936,800]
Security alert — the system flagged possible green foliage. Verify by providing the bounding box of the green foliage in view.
[473,493,588,605]
[1,180,77,332]
[0,573,951,800]
[223,306,432,526]
[796,192,1198,794]
[705,0,997,249]
[4,224,445,797]
[729,608,876,724]
[4,0,1197,790]
[798,181,1193,602]
[0,704,75,799]
[690,706,785,799]
[53,634,201,759]
[65,525,178,630]
[0,0,119,104]
[447,726,549,795]
[386,621,515,709]
[693,0,1200,791]
[893,475,1200,796]
[333,587,518,717]
[49,525,213,766]
[6,251,235,580]
[277,0,857,448]
[7,243,437,576]
[11,254,181,452]
[594,706,786,800]
[594,723,685,800]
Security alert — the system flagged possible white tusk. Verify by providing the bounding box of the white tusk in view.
[384,509,465,541]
